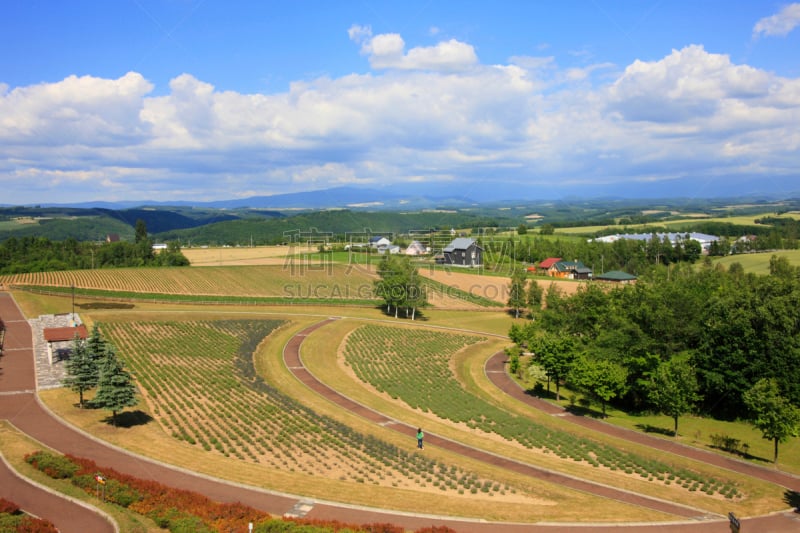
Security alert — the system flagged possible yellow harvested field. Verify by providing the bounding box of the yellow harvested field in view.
[420,269,585,304]
[183,245,299,266]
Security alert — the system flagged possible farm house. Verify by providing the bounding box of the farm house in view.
[442,238,482,267]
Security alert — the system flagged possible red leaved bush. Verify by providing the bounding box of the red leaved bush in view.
[286,518,405,532]
[0,497,58,532]
[15,516,59,533]
[0,497,20,514]
[30,451,461,533]
[62,453,269,531]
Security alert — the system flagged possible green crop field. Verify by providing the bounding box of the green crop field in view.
[343,324,742,500]
[101,318,528,499]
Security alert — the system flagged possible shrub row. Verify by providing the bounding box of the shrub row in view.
[24,450,455,533]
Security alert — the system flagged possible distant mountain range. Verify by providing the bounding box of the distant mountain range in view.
[8,186,476,210]
[4,179,799,211]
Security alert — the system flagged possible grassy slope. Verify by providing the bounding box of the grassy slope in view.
[711,249,800,275]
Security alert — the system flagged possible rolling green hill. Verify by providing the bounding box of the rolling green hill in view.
[3,197,800,247]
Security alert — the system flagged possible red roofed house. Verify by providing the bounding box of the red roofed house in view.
[536,257,563,276]
[43,324,88,365]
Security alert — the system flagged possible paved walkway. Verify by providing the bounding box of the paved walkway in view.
[2,293,799,532]
[484,351,800,493]
[0,293,115,533]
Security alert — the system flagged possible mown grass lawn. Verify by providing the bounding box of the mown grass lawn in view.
[712,250,800,274]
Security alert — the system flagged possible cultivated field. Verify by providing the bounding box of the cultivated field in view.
[183,246,587,303]
[0,264,375,299]
[420,268,585,303]
[553,211,800,236]
[42,311,654,522]
[101,319,539,502]
[183,245,298,266]
[0,262,502,309]
[4,248,795,525]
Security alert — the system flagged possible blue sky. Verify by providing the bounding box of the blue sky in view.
[1,1,799,205]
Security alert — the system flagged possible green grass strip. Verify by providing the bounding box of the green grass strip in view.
[421,278,505,308]
[14,285,380,307]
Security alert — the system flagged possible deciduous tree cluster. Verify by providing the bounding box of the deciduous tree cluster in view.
[511,256,800,456]
[374,255,427,319]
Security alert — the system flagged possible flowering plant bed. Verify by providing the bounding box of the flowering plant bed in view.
[25,450,452,533]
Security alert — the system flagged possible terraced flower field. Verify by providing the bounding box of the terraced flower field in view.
[343,324,743,500]
[102,319,532,500]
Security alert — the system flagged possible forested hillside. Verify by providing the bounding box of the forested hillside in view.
[3,198,800,247]
[155,209,514,246]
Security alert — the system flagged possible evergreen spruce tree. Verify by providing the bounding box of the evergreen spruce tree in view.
[93,346,137,426]
[85,324,108,363]
[62,334,99,409]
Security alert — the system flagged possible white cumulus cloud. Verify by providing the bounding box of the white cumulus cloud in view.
[0,72,152,144]
[2,29,800,204]
[607,45,773,122]
[753,3,800,38]
[348,24,477,72]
